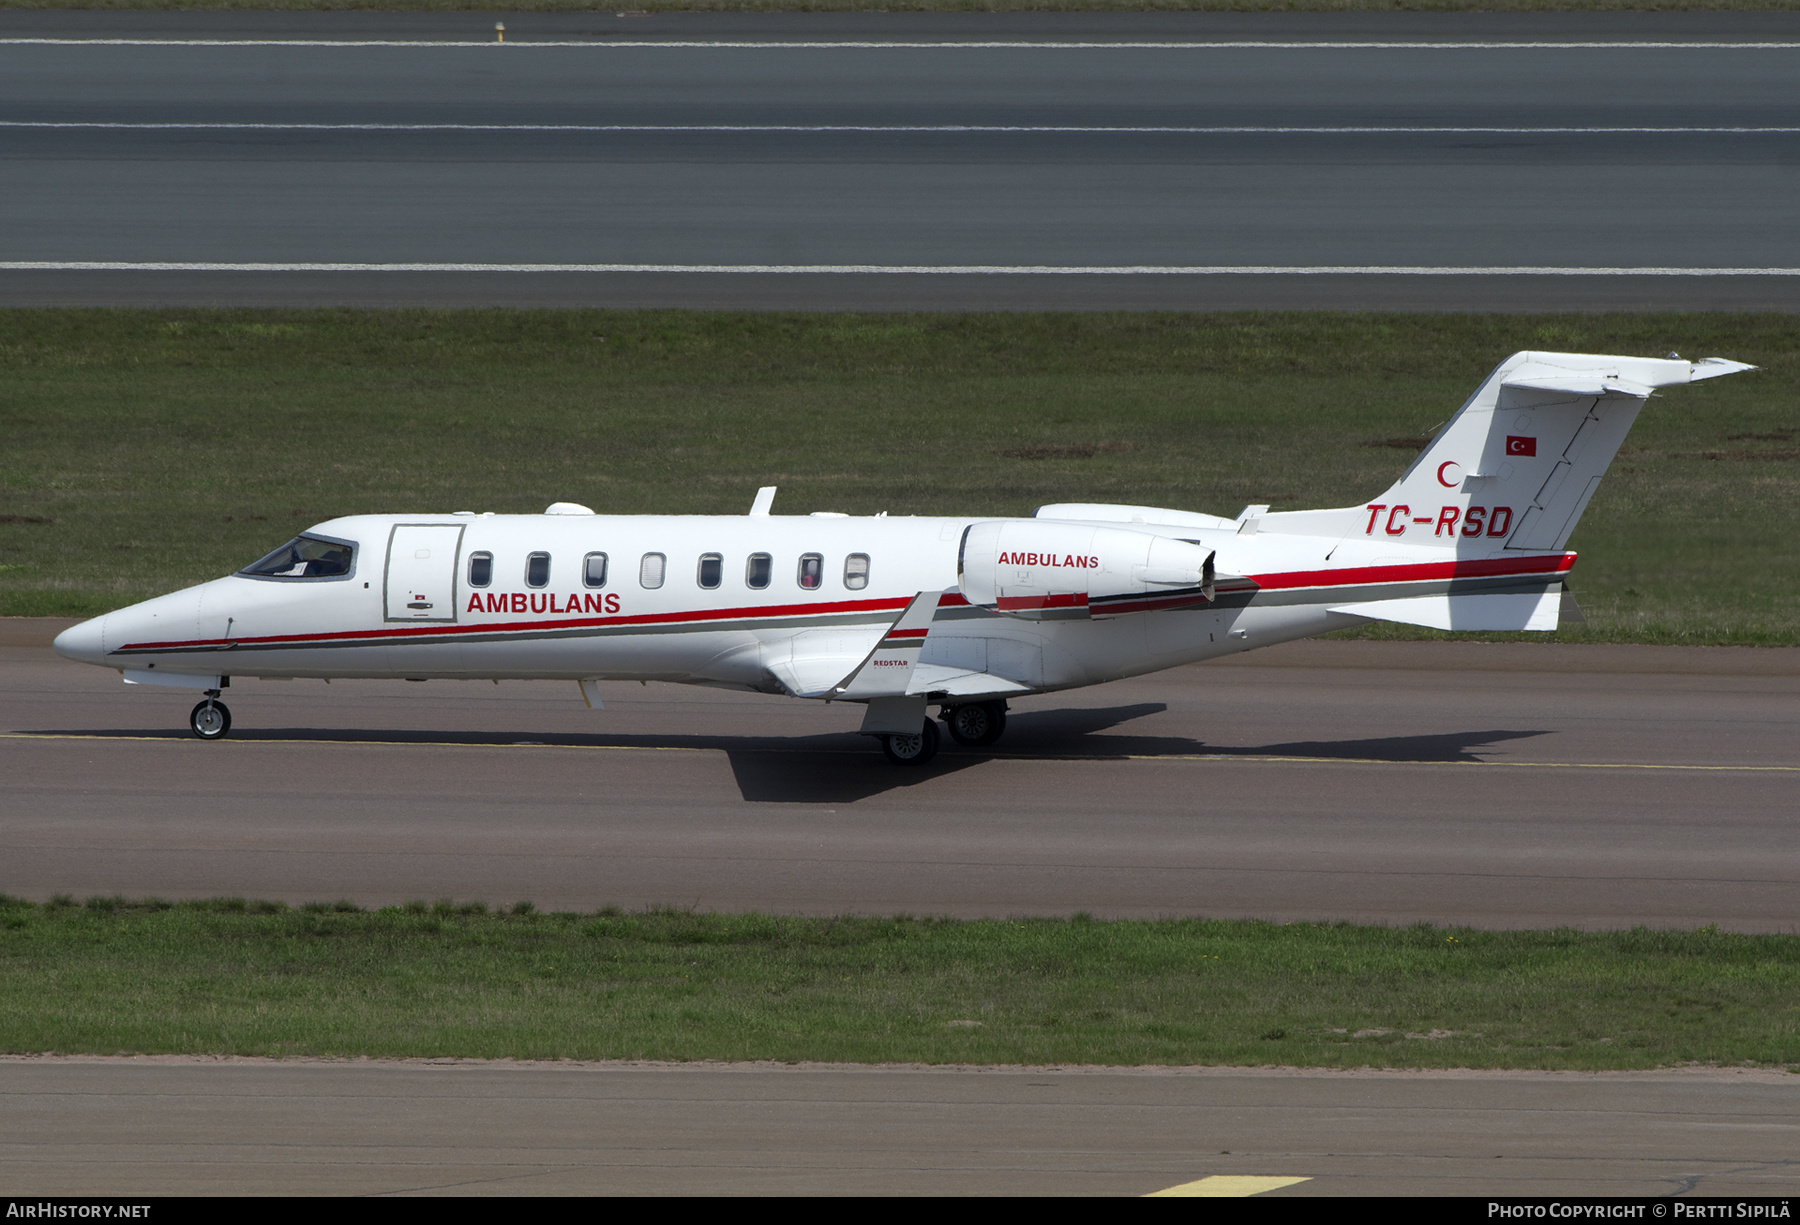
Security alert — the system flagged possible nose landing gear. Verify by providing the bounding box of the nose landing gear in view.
[189,691,232,740]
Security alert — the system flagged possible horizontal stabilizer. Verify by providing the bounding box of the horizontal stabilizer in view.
[1687,357,1760,381]
[1502,354,1756,399]
[1329,590,1562,632]
[1502,373,1651,399]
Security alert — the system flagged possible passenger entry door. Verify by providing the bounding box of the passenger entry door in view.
[384,524,465,623]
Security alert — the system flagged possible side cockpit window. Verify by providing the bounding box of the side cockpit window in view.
[240,535,356,581]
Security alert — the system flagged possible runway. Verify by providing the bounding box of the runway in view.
[8,618,1799,1197]
[3,12,1798,309]
[3,1058,1796,1197]
[6,620,1798,931]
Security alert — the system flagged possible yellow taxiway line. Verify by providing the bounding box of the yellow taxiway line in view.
[1147,1175,1313,1197]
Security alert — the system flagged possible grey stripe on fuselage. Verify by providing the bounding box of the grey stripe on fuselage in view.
[107,570,1561,659]
[110,606,904,657]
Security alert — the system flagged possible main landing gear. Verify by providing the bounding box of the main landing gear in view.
[941,700,1008,748]
[880,717,939,766]
[877,701,1010,767]
[189,691,232,740]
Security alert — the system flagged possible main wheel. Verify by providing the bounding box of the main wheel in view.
[189,699,232,740]
[880,718,939,766]
[943,701,1007,747]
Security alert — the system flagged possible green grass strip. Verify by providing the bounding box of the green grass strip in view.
[3,896,1796,1070]
[3,308,1798,643]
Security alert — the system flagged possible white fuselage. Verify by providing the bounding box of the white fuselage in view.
[50,506,1574,701]
[53,350,1755,732]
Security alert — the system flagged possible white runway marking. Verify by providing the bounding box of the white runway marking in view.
[4,121,1796,136]
[5,263,1800,276]
[2,39,1799,50]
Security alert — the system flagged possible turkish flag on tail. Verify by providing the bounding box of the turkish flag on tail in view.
[1506,436,1537,457]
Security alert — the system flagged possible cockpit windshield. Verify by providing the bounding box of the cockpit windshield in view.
[240,535,355,580]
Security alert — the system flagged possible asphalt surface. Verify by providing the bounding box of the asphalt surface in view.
[3,12,1799,309]
[3,1059,1795,1197]
[7,619,1798,1197]
[6,621,1798,930]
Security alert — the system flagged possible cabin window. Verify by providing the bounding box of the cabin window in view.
[468,552,493,588]
[583,552,608,588]
[844,554,870,591]
[697,553,723,590]
[525,552,551,588]
[797,553,824,591]
[239,534,356,581]
[745,552,772,590]
[640,552,665,589]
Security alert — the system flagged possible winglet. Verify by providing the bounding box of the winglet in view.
[830,590,939,699]
[749,486,777,516]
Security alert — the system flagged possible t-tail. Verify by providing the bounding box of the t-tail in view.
[1367,351,1754,555]
[1260,351,1754,553]
[1248,350,1755,632]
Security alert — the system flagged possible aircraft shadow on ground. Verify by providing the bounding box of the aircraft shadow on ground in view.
[1224,728,1552,763]
[30,707,1550,803]
[736,717,1551,805]
[987,708,1552,766]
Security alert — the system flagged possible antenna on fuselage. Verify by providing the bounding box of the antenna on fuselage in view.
[748,486,777,516]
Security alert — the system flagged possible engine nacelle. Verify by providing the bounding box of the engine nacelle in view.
[957,521,1215,620]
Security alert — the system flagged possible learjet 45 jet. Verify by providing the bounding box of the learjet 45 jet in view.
[52,350,1753,764]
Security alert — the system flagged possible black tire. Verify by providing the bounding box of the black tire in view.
[943,701,1007,747]
[881,718,939,766]
[189,699,232,740]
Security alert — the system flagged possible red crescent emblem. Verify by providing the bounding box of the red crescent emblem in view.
[1437,461,1461,488]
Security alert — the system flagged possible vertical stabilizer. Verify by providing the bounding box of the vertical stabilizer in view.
[1350,352,1753,555]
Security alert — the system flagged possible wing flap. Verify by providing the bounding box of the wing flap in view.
[905,662,1034,698]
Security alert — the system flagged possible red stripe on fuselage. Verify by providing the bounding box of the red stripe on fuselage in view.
[1248,553,1574,592]
[117,555,1575,652]
[118,594,911,652]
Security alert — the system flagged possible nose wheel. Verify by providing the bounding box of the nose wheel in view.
[189,693,232,740]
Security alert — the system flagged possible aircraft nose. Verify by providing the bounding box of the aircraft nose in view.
[52,614,108,664]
